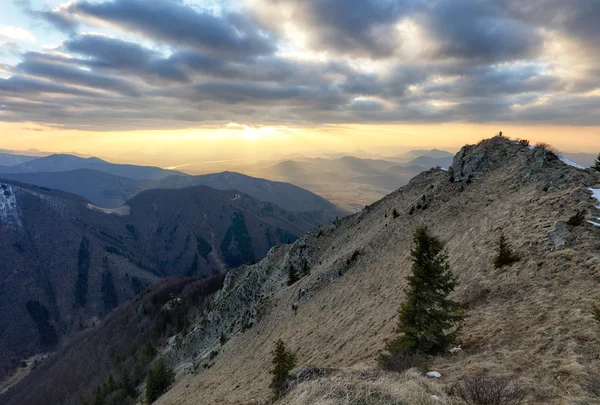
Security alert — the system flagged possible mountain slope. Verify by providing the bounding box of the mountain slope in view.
[7,136,600,405]
[0,169,146,209]
[0,154,183,180]
[0,180,319,382]
[0,170,346,223]
[0,153,39,167]
[155,137,600,404]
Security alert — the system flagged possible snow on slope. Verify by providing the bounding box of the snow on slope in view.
[588,187,600,227]
[0,183,22,229]
[558,155,585,169]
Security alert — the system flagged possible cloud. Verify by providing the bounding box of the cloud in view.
[0,25,36,43]
[1,0,599,130]
[44,0,275,58]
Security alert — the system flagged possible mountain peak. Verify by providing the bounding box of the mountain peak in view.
[449,136,568,183]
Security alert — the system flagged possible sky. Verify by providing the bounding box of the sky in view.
[1,0,600,166]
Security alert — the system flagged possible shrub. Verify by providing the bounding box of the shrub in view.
[381,227,465,357]
[220,332,228,346]
[567,210,586,227]
[517,139,530,147]
[494,233,520,269]
[377,351,429,373]
[392,208,400,219]
[270,339,297,399]
[451,372,527,405]
[534,142,557,153]
[145,358,175,404]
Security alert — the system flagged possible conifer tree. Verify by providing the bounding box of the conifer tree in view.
[494,232,520,269]
[287,265,299,286]
[384,227,464,356]
[145,358,175,404]
[120,370,136,398]
[270,339,297,399]
[593,153,600,172]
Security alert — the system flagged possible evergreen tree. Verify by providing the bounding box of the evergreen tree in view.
[220,331,228,346]
[287,265,299,286]
[383,227,464,356]
[270,339,297,399]
[593,153,600,172]
[494,232,520,269]
[120,370,136,398]
[145,358,175,404]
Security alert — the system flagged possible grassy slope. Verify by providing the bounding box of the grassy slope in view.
[156,137,600,404]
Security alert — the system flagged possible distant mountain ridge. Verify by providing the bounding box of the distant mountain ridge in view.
[0,154,184,180]
[0,170,345,222]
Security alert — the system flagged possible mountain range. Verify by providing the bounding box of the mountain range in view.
[0,178,331,382]
[4,137,600,404]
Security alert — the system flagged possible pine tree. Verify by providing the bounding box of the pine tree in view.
[120,370,136,398]
[384,227,464,356]
[270,339,297,399]
[593,153,600,172]
[145,358,175,404]
[287,265,299,286]
[494,232,520,269]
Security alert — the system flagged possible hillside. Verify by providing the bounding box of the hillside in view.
[5,136,600,405]
[0,170,345,223]
[155,137,600,404]
[0,181,320,382]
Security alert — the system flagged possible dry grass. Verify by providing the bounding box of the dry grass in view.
[278,369,450,405]
[155,137,600,405]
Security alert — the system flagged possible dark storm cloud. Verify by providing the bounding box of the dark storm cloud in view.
[14,53,141,96]
[52,0,275,58]
[275,0,414,58]
[3,0,600,129]
[423,0,542,62]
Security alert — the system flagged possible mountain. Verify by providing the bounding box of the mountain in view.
[0,180,323,382]
[403,155,453,169]
[0,169,146,209]
[0,154,183,180]
[386,148,455,162]
[0,170,345,224]
[6,137,600,405]
[0,153,39,167]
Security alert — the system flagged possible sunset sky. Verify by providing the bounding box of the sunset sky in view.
[1,0,599,165]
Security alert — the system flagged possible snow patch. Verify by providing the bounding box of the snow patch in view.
[87,203,130,216]
[588,220,600,228]
[558,155,585,169]
[589,188,600,209]
[426,371,442,378]
[0,183,22,229]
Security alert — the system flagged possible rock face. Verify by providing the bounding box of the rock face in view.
[6,136,600,405]
[450,137,560,183]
